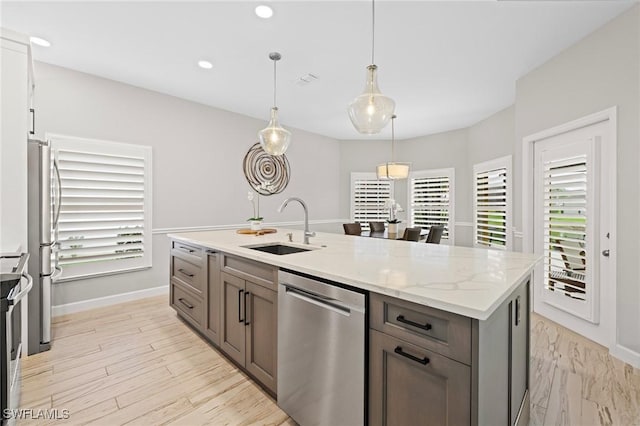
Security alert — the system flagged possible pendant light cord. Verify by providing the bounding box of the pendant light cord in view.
[371,0,375,65]
[273,58,277,107]
[391,115,396,161]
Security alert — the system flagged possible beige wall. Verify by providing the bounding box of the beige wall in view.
[34,62,341,305]
[515,6,640,354]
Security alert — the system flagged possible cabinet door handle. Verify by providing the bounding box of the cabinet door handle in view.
[394,346,430,365]
[244,291,250,326]
[178,298,194,309]
[238,289,244,323]
[179,246,194,253]
[30,108,35,135]
[515,296,521,327]
[177,268,194,278]
[396,315,432,331]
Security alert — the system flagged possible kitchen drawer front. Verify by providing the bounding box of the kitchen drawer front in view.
[171,241,204,262]
[171,280,204,328]
[369,329,471,426]
[371,293,472,365]
[222,254,277,291]
[171,255,204,295]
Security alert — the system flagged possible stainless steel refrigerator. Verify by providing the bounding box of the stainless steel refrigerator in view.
[27,139,61,355]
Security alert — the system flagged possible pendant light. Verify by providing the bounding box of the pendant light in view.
[258,52,291,156]
[348,0,395,135]
[377,115,410,180]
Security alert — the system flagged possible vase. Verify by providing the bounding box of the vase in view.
[388,223,398,234]
[250,220,263,231]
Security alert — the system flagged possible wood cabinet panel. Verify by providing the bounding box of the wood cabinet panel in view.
[171,280,204,328]
[369,329,470,426]
[223,255,277,291]
[171,255,204,295]
[220,272,245,365]
[371,293,472,365]
[204,252,221,345]
[245,281,277,394]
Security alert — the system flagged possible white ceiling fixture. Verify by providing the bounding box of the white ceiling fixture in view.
[348,0,395,135]
[29,36,50,47]
[3,1,635,140]
[197,60,213,70]
[255,5,273,19]
[258,52,291,156]
[377,115,409,180]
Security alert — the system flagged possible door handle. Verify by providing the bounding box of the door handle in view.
[238,289,244,323]
[244,291,250,326]
[602,249,610,257]
[396,315,432,331]
[178,298,194,309]
[514,296,521,327]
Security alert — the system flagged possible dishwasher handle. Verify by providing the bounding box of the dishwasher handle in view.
[283,284,351,316]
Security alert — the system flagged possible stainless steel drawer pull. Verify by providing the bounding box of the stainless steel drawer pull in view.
[179,246,195,253]
[178,268,194,277]
[396,315,432,331]
[394,346,430,365]
[178,298,194,309]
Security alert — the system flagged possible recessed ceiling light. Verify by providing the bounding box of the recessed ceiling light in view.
[255,5,273,19]
[198,60,213,69]
[30,37,51,47]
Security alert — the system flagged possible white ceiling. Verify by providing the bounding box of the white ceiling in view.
[1,1,636,140]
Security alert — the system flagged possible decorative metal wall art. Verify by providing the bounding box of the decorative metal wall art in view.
[243,142,290,195]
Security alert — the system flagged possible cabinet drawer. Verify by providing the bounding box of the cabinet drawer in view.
[171,281,204,327]
[172,241,203,260]
[222,254,277,291]
[171,256,204,294]
[370,293,471,365]
[369,329,470,426]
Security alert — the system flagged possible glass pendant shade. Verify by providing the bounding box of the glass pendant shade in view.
[377,162,410,180]
[258,107,291,156]
[348,65,396,134]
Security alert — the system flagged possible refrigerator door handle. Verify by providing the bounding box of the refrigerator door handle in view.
[41,274,52,343]
[53,158,62,229]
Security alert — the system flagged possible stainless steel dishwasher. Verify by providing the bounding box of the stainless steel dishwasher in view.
[278,270,366,426]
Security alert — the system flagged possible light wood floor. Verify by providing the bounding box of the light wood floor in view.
[18,296,640,425]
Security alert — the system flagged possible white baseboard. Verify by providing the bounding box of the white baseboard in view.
[52,285,169,317]
[610,343,640,369]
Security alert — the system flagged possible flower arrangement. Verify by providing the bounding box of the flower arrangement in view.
[247,191,263,227]
[384,198,403,223]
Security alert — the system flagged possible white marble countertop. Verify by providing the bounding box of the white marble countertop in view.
[168,229,541,320]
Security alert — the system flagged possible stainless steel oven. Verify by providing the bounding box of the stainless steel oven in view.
[1,253,32,426]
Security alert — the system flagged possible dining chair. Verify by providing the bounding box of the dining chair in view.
[343,223,362,236]
[402,227,422,242]
[425,225,444,244]
[368,221,386,232]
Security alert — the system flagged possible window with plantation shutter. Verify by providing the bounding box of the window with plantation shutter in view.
[350,172,393,232]
[408,168,455,244]
[473,156,512,250]
[51,135,152,280]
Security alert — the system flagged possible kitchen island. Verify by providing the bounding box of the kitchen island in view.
[167,229,540,426]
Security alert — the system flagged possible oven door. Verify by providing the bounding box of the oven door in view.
[5,274,32,425]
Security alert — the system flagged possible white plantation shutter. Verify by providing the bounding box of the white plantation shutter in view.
[543,155,588,300]
[474,156,512,250]
[408,169,455,243]
[350,172,393,231]
[51,135,152,280]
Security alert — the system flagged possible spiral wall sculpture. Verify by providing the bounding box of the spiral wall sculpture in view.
[243,142,291,195]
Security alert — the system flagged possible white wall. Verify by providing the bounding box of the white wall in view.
[34,62,341,306]
[514,6,640,356]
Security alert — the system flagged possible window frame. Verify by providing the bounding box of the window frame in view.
[473,155,513,250]
[349,172,394,231]
[407,168,456,245]
[49,133,153,281]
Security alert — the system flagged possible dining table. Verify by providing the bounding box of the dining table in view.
[361,228,429,241]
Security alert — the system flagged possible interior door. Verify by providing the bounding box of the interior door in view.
[532,120,612,345]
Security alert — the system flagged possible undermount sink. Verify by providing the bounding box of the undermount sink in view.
[245,244,312,255]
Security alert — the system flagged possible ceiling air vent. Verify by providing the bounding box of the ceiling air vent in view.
[295,73,319,87]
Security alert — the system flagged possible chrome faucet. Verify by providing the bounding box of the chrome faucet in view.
[277,197,316,244]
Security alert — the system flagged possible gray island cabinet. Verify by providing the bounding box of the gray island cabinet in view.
[168,230,538,426]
